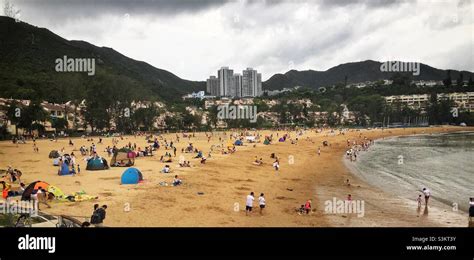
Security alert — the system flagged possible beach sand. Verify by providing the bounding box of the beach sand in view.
[1,126,473,227]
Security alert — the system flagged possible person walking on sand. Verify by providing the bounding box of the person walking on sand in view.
[416,194,422,208]
[317,147,321,156]
[273,159,280,171]
[422,188,430,206]
[246,192,254,216]
[258,193,266,215]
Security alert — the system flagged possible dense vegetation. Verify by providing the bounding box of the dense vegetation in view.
[0,16,205,104]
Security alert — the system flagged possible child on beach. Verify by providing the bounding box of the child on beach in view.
[258,193,265,215]
[298,205,305,215]
[273,159,279,170]
[172,175,182,186]
[416,195,422,208]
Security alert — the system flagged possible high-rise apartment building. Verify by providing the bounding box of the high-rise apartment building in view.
[218,67,234,97]
[209,67,262,97]
[206,76,219,96]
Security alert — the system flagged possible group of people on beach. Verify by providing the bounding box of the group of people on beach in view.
[253,153,280,171]
[245,192,266,216]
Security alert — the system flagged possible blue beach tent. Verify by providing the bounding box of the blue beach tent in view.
[121,168,143,185]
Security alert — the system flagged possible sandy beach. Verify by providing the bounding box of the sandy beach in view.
[1,126,473,227]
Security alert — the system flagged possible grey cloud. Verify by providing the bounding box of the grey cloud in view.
[15,0,231,21]
[319,0,407,8]
[6,0,472,80]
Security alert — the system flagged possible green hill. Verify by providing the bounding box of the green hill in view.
[263,60,474,90]
[0,16,205,103]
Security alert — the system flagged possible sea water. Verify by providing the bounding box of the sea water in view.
[345,131,474,212]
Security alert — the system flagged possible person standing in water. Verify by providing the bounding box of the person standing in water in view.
[422,188,431,206]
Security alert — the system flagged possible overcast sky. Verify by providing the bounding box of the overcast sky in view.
[5,0,474,81]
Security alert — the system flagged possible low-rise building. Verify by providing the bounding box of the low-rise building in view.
[385,92,474,112]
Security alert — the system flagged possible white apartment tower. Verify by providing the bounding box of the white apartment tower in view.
[242,68,262,97]
[206,76,219,96]
[218,67,234,97]
[233,73,243,97]
[257,73,262,96]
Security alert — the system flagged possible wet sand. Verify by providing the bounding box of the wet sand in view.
[1,126,472,226]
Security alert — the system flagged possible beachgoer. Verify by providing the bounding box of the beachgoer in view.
[91,204,107,227]
[304,199,311,214]
[422,188,430,206]
[162,165,170,173]
[416,194,422,208]
[298,204,305,215]
[33,187,51,209]
[172,175,182,186]
[258,193,265,215]
[273,160,279,170]
[246,192,254,216]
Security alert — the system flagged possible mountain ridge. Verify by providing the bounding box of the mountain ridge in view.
[263,60,474,90]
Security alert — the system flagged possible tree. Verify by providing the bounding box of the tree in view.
[206,106,218,128]
[348,95,385,126]
[50,117,68,132]
[83,74,114,132]
[443,70,452,87]
[182,111,201,130]
[3,0,20,19]
[4,100,22,136]
[253,98,269,112]
[457,73,464,87]
[427,93,454,125]
[438,99,455,124]
[427,93,440,125]
[16,101,48,134]
[131,106,159,131]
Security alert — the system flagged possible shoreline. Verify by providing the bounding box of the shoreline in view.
[344,130,474,214]
[319,127,473,227]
